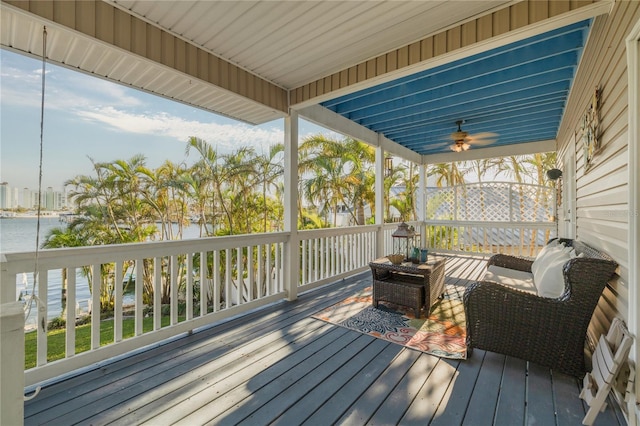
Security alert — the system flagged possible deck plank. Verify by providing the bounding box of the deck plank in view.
[429,350,485,425]
[271,337,391,425]
[300,343,403,426]
[366,353,440,425]
[232,333,375,425]
[336,349,421,424]
[21,254,625,426]
[155,327,355,425]
[494,355,527,425]
[526,362,557,425]
[463,350,506,424]
[553,371,587,425]
[400,356,461,425]
[103,321,340,425]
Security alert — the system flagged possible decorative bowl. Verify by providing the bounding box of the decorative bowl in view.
[387,254,404,265]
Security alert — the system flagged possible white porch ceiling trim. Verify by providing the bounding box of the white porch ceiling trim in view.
[298,104,421,164]
[298,104,555,164]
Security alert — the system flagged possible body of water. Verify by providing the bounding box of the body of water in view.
[1,217,200,327]
[2,216,93,327]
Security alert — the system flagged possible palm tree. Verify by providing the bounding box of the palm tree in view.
[299,135,376,226]
[383,159,404,222]
[185,137,220,237]
[254,144,284,232]
[338,138,375,225]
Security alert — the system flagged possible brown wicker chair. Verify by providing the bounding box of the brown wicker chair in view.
[463,238,618,377]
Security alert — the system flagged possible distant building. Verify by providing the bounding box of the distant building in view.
[0,182,10,209]
[22,188,31,208]
[1,184,67,211]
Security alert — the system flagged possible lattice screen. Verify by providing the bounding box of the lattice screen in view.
[427,182,554,222]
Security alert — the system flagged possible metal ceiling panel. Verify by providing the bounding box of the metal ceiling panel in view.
[112,0,512,88]
[321,20,591,155]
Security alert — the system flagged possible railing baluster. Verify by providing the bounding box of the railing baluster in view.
[248,246,254,302]
[153,257,162,331]
[213,250,220,312]
[186,253,193,320]
[314,238,319,282]
[301,240,307,286]
[275,243,282,293]
[320,237,325,280]
[171,254,178,325]
[257,245,263,298]
[114,262,123,343]
[37,268,48,366]
[91,264,100,350]
[200,251,208,315]
[66,267,76,356]
[225,248,232,308]
[236,247,243,305]
[136,258,144,336]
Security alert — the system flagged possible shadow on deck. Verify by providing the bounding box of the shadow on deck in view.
[23,254,625,425]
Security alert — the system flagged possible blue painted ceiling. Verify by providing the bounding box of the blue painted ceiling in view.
[321,20,591,156]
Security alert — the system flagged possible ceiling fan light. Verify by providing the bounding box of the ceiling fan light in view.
[450,142,462,152]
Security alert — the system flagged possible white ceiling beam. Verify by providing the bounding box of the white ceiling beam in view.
[422,139,556,164]
[297,105,422,163]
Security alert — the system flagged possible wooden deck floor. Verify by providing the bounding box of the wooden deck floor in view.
[24,254,626,426]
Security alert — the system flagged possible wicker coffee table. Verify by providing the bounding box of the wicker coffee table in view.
[369,256,446,318]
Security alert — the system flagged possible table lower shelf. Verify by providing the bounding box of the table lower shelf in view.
[372,278,425,318]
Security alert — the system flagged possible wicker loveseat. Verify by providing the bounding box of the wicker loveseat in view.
[463,238,618,377]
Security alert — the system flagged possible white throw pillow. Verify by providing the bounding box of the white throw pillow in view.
[531,241,565,277]
[534,252,571,298]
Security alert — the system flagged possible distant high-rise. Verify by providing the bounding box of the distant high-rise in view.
[22,188,31,208]
[1,184,67,211]
[0,182,10,209]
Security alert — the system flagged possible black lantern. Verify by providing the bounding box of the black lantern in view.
[546,168,563,181]
[392,222,416,261]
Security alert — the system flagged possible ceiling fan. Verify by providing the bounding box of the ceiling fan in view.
[449,120,497,152]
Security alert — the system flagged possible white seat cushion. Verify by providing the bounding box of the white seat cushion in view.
[484,265,537,295]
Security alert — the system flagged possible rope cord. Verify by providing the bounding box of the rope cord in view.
[24,26,47,326]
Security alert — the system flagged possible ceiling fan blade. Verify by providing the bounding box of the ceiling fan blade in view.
[467,132,498,140]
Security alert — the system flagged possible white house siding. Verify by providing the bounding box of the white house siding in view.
[556,1,640,346]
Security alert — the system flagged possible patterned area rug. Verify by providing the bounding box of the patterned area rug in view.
[313,286,467,359]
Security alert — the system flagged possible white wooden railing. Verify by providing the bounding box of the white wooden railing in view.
[298,225,378,291]
[0,216,556,389]
[2,233,291,386]
[423,220,556,258]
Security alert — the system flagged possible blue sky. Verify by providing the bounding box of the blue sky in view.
[1,49,329,191]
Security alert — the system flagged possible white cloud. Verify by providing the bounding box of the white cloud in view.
[75,106,285,152]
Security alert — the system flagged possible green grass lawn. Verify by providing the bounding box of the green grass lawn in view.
[25,315,183,369]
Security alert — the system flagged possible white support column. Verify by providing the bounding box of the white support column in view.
[417,162,427,246]
[1,302,25,425]
[0,255,15,304]
[284,110,300,302]
[626,17,640,419]
[375,137,385,258]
